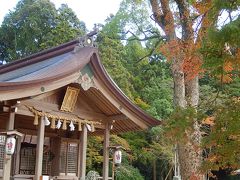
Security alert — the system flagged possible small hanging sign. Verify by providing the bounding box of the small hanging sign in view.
[5,136,16,155]
[114,150,122,165]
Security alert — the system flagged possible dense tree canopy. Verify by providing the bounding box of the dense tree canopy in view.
[0,0,86,62]
[1,0,240,179]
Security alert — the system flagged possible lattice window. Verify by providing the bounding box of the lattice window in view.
[60,142,67,173]
[19,146,35,175]
[42,150,53,175]
[0,135,6,171]
[59,141,78,176]
[19,143,52,175]
[67,143,78,174]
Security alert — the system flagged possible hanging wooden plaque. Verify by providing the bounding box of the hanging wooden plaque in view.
[60,86,79,112]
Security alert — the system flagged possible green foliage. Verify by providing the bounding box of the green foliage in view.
[213,0,240,10]
[110,135,131,151]
[105,0,156,40]
[115,164,144,180]
[164,107,199,144]
[225,78,240,97]
[202,100,240,171]
[86,136,103,173]
[97,1,173,179]
[40,4,86,49]
[149,126,174,161]
[123,39,173,119]
[201,17,240,77]
[97,32,136,99]
[0,0,57,60]
[0,0,86,61]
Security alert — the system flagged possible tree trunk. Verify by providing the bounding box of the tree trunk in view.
[185,76,199,107]
[172,67,203,179]
[149,1,204,179]
[172,57,186,108]
[178,123,203,180]
[177,76,203,180]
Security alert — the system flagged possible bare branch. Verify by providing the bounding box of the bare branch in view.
[228,10,233,22]
[150,0,165,30]
[175,0,194,41]
[196,6,218,44]
[120,29,166,42]
[137,38,163,63]
[150,0,176,40]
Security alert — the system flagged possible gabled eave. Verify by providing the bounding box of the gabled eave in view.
[0,42,160,132]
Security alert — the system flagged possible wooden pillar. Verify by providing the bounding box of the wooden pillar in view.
[35,117,45,180]
[77,133,81,178]
[79,125,88,180]
[3,110,15,180]
[6,111,15,130]
[103,122,110,180]
[153,160,156,180]
[14,136,22,175]
[51,137,60,176]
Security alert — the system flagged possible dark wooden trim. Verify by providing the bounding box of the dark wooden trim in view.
[89,54,161,127]
[0,42,160,128]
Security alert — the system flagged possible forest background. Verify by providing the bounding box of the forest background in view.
[0,0,240,179]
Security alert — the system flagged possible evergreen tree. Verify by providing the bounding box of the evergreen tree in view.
[0,0,86,62]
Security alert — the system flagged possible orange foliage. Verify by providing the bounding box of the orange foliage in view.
[159,39,182,62]
[219,52,240,83]
[202,116,215,126]
[221,74,233,84]
[160,39,203,81]
[189,173,204,180]
[192,0,212,14]
[223,61,233,72]
[207,154,218,163]
[157,1,217,82]
[183,41,203,81]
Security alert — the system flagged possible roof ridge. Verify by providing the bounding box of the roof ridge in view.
[0,30,99,74]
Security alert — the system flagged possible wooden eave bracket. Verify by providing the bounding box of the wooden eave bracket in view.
[0,130,23,137]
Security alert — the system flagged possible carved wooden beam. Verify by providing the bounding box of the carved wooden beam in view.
[17,99,108,122]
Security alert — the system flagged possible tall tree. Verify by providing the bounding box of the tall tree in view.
[0,0,86,62]
[40,4,86,49]
[149,0,240,179]
[149,0,220,179]
[199,3,240,176]
[98,4,174,178]
[0,0,57,61]
[97,13,138,100]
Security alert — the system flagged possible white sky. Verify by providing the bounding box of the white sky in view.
[0,0,122,30]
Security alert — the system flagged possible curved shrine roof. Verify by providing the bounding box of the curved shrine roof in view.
[0,39,160,132]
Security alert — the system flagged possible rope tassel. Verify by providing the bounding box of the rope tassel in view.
[91,122,95,132]
[78,121,82,131]
[33,114,38,125]
[26,105,101,131]
[51,118,56,129]
[62,120,67,130]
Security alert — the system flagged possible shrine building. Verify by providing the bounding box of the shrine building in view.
[0,33,160,180]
